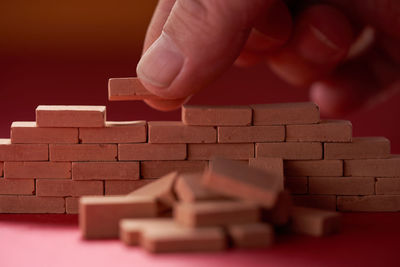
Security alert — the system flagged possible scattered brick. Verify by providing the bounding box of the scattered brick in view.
[227,223,274,248]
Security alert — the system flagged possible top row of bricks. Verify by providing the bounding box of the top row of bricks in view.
[35,102,319,128]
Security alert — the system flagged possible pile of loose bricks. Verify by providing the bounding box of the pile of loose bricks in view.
[80,158,340,253]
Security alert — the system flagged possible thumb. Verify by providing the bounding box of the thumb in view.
[137,0,274,100]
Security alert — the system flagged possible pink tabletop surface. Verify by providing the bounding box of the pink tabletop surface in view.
[1,213,399,267]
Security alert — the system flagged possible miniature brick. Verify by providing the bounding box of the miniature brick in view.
[36,105,106,127]
[290,206,341,237]
[141,221,226,253]
[36,179,103,197]
[80,195,158,239]
[148,121,216,144]
[309,177,375,195]
[175,173,226,202]
[286,120,352,142]
[324,137,390,160]
[0,196,65,213]
[285,177,308,194]
[261,190,292,226]
[174,201,260,227]
[188,144,254,160]
[203,158,282,208]
[11,121,78,144]
[0,162,3,176]
[376,178,400,194]
[251,102,320,125]
[228,223,274,248]
[66,197,79,214]
[79,121,147,143]
[0,139,48,161]
[344,156,400,177]
[182,105,252,126]
[4,162,71,179]
[284,160,343,177]
[0,179,34,195]
[49,144,117,161]
[108,77,161,101]
[218,126,285,143]
[72,162,139,180]
[256,142,322,160]
[140,160,208,178]
[129,172,179,211]
[292,195,337,210]
[248,157,284,189]
[118,144,186,161]
[105,180,156,195]
[337,196,400,212]
[120,218,175,246]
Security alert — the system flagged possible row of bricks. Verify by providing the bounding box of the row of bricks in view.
[35,102,322,128]
[1,194,400,214]
[1,175,399,198]
[0,138,392,161]
[10,120,354,144]
[0,157,399,179]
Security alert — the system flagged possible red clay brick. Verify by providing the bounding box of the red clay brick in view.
[108,77,161,101]
[148,121,216,143]
[337,195,400,212]
[105,180,156,195]
[0,162,3,176]
[72,162,139,180]
[66,197,79,214]
[80,195,158,239]
[175,173,226,202]
[285,177,308,194]
[203,158,282,208]
[309,177,375,195]
[286,120,352,142]
[79,121,147,143]
[188,144,254,160]
[118,144,186,161]
[256,142,322,160]
[140,160,207,178]
[251,102,320,125]
[36,179,103,197]
[129,172,178,211]
[290,206,341,237]
[0,179,34,195]
[0,196,65,213]
[174,201,260,227]
[248,157,284,190]
[284,160,343,177]
[292,195,337,210]
[140,220,226,253]
[218,126,285,143]
[0,139,48,161]
[36,105,106,127]
[344,156,400,177]
[227,223,274,248]
[182,105,252,126]
[4,162,71,179]
[49,144,117,161]
[11,121,78,144]
[324,137,390,159]
[375,178,400,195]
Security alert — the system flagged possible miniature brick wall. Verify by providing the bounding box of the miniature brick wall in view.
[0,102,399,214]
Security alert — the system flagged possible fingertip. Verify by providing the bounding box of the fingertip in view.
[143,96,190,111]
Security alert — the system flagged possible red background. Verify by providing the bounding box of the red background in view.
[0,1,400,266]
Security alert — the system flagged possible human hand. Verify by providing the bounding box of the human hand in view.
[136,0,400,116]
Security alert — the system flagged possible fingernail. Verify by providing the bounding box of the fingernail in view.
[309,25,339,51]
[137,32,184,88]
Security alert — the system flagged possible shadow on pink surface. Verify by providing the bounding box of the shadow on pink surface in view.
[1,213,399,267]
